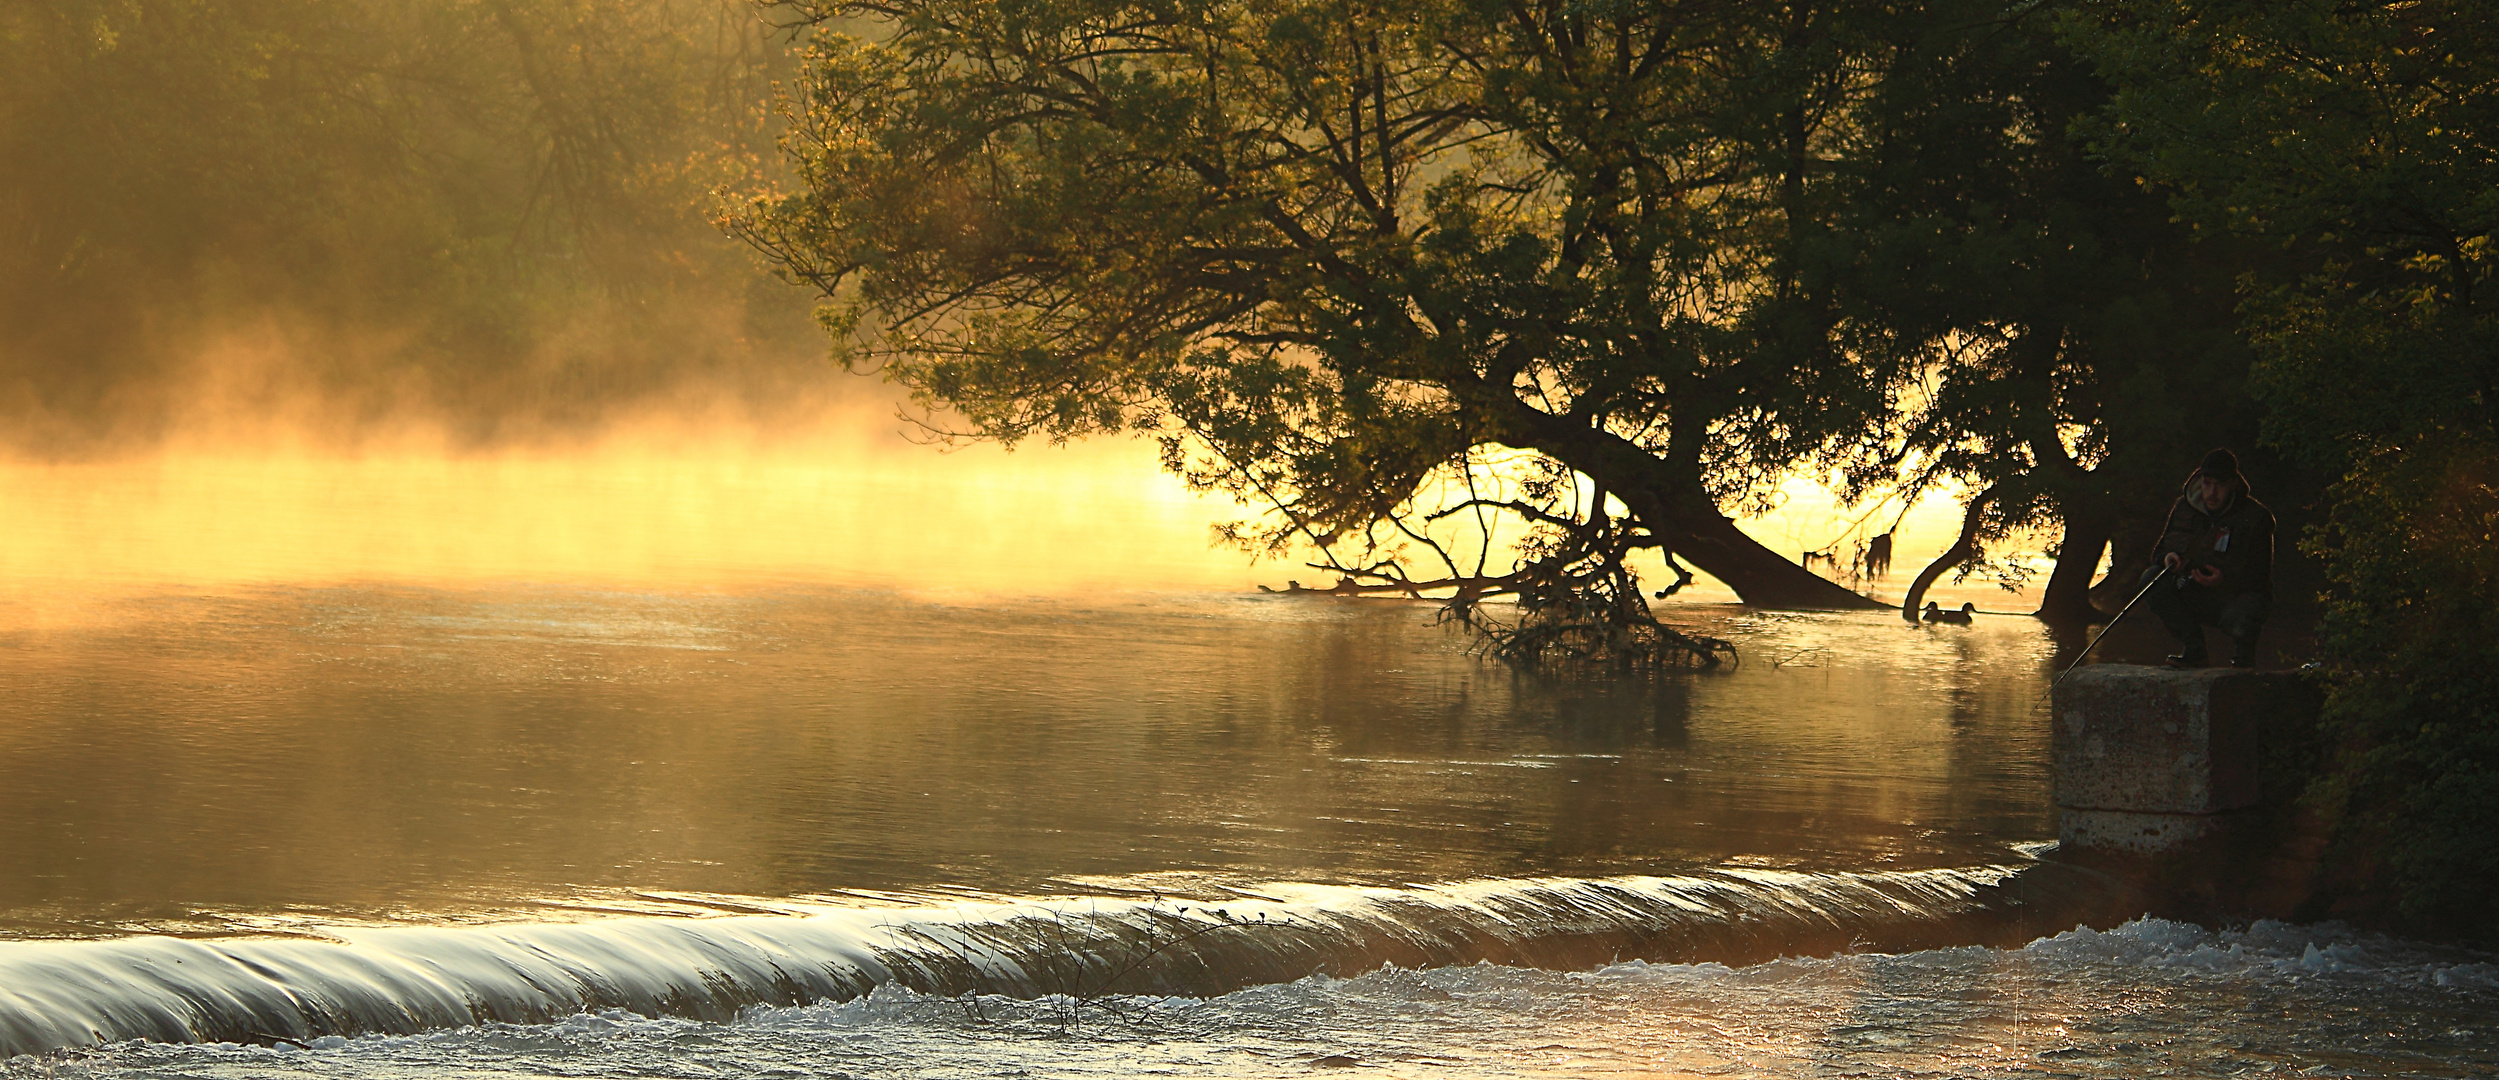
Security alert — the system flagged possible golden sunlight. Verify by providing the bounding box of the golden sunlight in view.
[0,408,2020,610]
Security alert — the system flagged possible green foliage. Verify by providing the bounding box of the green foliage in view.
[2072,0,2497,453]
[2302,437,2499,933]
[736,0,2203,608]
[2072,0,2499,937]
[1814,5,2257,613]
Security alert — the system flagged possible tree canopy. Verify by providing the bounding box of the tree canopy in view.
[733,0,1999,614]
[1805,0,2259,622]
[734,0,2308,632]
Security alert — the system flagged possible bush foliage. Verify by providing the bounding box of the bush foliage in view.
[2071,0,2498,937]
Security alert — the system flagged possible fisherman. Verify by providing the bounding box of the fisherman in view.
[2143,448,2274,667]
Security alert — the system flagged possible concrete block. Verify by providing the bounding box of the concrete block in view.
[2051,665,2313,855]
[2053,665,2296,813]
[2057,807,2233,856]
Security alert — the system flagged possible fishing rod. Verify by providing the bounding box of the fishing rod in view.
[2050,564,2172,691]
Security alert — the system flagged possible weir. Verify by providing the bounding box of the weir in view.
[0,865,2145,1058]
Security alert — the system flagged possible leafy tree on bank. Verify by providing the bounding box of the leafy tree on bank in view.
[2069,0,2499,937]
[731,0,1961,624]
[732,0,2292,640]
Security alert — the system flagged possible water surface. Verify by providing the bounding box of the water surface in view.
[0,588,2052,936]
[2,585,2490,1076]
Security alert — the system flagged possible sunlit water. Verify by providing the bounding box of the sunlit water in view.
[22,919,2495,1079]
[0,587,2490,1076]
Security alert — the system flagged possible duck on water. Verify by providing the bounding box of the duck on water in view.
[1922,601,1977,624]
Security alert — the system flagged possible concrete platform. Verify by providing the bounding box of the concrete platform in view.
[2051,664,2315,855]
[2058,807,2236,855]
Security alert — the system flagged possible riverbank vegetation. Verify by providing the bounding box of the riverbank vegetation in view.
[734,0,2493,938]
[2072,0,2497,940]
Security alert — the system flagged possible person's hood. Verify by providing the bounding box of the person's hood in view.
[2182,469,2250,514]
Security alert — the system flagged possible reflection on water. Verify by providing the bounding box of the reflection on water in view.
[0,587,2052,938]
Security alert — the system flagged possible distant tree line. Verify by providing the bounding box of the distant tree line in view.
[0,0,807,448]
[734,0,2495,936]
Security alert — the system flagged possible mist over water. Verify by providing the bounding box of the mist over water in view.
[0,416,1264,598]
[0,415,2017,612]
[0,413,2379,1076]
[0,306,2371,1075]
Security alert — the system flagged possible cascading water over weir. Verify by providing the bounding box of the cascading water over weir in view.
[0,862,2139,1056]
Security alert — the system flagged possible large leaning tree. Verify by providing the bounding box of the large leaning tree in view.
[731,0,1933,626]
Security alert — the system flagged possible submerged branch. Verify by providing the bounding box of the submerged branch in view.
[1260,553,1734,674]
[1451,562,1737,674]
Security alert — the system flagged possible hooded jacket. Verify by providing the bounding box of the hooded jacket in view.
[2151,470,2274,596]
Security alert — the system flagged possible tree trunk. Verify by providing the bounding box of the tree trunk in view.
[2036,508,2113,624]
[1484,396,1884,610]
[1902,482,2002,622]
[1658,506,1889,609]
[2093,523,2160,610]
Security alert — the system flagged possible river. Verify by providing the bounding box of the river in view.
[0,585,2491,1077]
